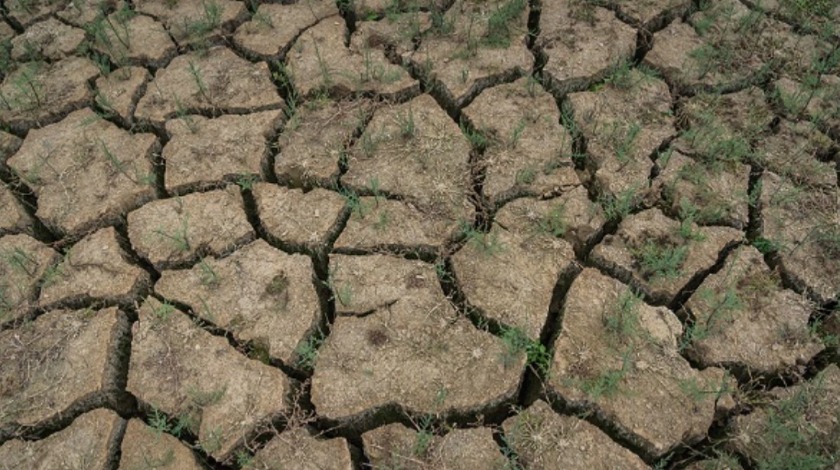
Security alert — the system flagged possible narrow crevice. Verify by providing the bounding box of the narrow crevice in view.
[1,13,25,34]
[337,0,357,39]
[453,67,526,111]
[150,292,308,382]
[332,244,439,263]
[517,264,582,408]
[112,219,161,284]
[542,389,658,464]
[667,239,744,313]
[241,185,313,257]
[525,0,541,50]
[745,164,764,242]
[658,409,743,469]
[348,435,370,470]
[492,426,520,468]
[0,169,60,244]
[104,417,128,470]
[0,389,138,444]
[132,401,237,470]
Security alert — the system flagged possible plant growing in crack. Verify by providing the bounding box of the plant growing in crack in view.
[294,329,324,370]
[500,326,551,374]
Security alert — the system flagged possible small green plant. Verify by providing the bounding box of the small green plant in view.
[295,330,325,370]
[535,204,567,238]
[252,10,274,29]
[460,120,488,149]
[341,188,372,219]
[747,369,840,469]
[484,0,527,47]
[198,259,220,287]
[412,415,435,457]
[152,301,176,323]
[198,427,224,455]
[579,349,632,399]
[514,166,537,185]
[396,108,416,139]
[0,63,43,110]
[183,0,222,42]
[235,174,258,190]
[608,121,641,164]
[40,257,66,288]
[461,223,504,256]
[680,286,740,351]
[187,60,210,102]
[633,241,687,281]
[602,288,643,343]
[599,186,637,222]
[1,247,38,277]
[149,407,171,435]
[187,385,226,408]
[500,326,551,374]
[677,200,707,241]
[510,118,527,147]
[235,450,254,467]
[154,217,190,253]
[312,39,333,90]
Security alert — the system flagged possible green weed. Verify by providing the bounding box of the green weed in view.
[633,241,687,281]
[484,0,527,47]
[579,349,632,399]
[295,330,325,370]
[198,259,220,287]
[602,288,643,343]
[461,224,504,256]
[500,326,551,374]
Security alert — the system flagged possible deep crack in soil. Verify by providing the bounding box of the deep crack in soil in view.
[1,0,839,468]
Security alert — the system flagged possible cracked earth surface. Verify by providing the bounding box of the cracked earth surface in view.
[1,0,839,468]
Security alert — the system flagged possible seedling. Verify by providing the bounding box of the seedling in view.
[1,63,43,110]
[461,223,504,256]
[500,326,551,374]
[396,108,416,139]
[198,427,224,455]
[602,288,643,344]
[198,259,220,287]
[579,348,632,399]
[312,39,333,90]
[187,60,211,103]
[510,118,527,147]
[1,247,38,277]
[187,385,226,408]
[154,217,190,253]
[598,186,638,222]
[514,166,537,185]
[609,121,641,165]
[294,330,325,370]
[152,301,176,323]
[484,0,527,48]
[633,241,687,281]
[459,120,488,149]
[535,204,567,238]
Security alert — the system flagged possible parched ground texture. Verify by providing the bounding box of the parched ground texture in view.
[1,0,839,468]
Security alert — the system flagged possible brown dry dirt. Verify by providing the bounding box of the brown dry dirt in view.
[1,0,839,468]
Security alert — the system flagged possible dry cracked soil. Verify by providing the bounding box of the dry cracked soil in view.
[1,0,839,468]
